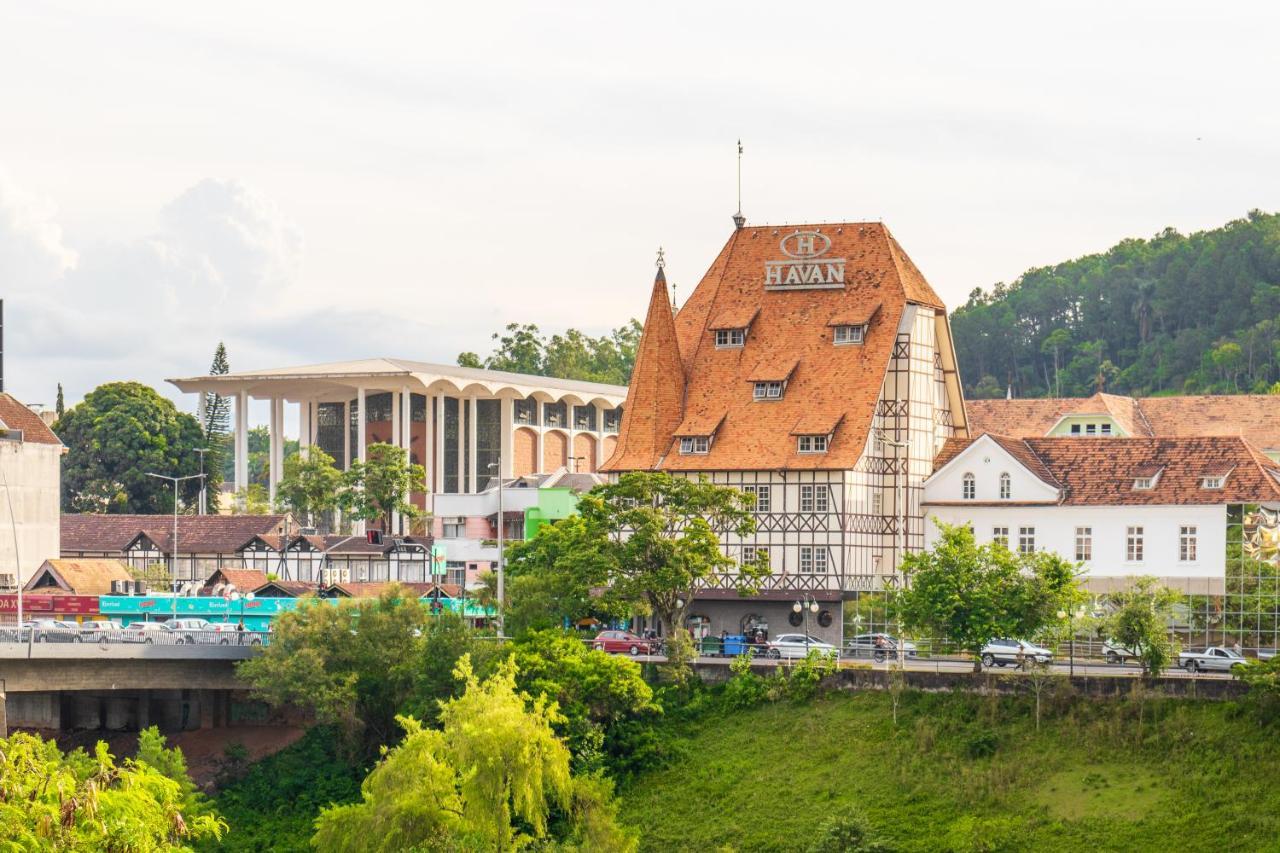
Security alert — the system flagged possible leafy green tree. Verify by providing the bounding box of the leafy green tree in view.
[54,381,206,513]
[225,425,299,488]
[0,730,225,849]
[457,319,643,384]
[896,523,1080,671]
[1104,576,1180,677]
[276,445,343,529]
[506,514,615,636]
[507,630,660,771]
[55,382,64,419]
[311,656,636,852]
[342,442,426,532]
[807,805,893,852]
[232,484,271,514]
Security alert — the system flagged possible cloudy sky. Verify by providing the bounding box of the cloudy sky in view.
[2,1,1277,425]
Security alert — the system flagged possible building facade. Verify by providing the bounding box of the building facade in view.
[603,222,968,644]
[923,433,1280,653]
[167,360,627,529]
[0,395,64,590]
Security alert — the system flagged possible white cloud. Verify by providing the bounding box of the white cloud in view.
[0,170,77,290]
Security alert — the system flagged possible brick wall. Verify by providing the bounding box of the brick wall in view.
[514,427,537,476]
[543,430,568,472]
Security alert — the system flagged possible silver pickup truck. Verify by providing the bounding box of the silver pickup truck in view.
[1179,646,1247,673]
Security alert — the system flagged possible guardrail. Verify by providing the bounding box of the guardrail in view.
[0,627,271,647]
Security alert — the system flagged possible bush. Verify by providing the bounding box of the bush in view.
[806,806,893,852]
[721,654,769,709]
[965,730,999,759]
[787,650,840,702]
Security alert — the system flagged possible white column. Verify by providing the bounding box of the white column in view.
[499,397,514,479]
[235,390,249,497]
[594,404,605,470]
[196,391,206,431]
[342,400,351,471]
[536,427,545,476]
[298,400,311,451]
[434,395,445,493]
[466,396,477,493]
[268,397,281,504]
[356,387,367,466]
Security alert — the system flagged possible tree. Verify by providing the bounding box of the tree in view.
[342,442,426,532]
[54,381,207,513]
[1103,576,1180,677]
[55,382,64,419]
[0,730,225,849]
[276,445,344,529]
[203,342,232,510]
[232,484,271,514]
[895,523,1080,672]
[457,320,643,384]
[311,656,636,853]
[505,514,615,636]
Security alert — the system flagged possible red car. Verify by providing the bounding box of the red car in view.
[592,630,655,655]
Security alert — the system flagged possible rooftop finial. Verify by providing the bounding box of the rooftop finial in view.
[656,246,665,269]
[732,140,746,230]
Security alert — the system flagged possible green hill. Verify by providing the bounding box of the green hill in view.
[951,211,1280,399]
[618,690,1280,852]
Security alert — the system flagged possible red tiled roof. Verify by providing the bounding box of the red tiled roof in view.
[965,393,1150,438]
[61,514,288,554]
[931,434,1280,505]
[201,569,269,594]
[790,412,844,436]
[746,357,799,383]
[673,411,726,437]
[604,222,948,473]
[707,306,760,330]
[0,394,62,445]
[827,303,881,327]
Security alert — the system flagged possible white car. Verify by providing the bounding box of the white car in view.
[1179,646,1247,673]
[765,633,837,660]
[980,638,1053,668]
[166,618,219,643]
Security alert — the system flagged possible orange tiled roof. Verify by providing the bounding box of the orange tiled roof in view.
[746,356,799,383]
[965,393,1151,438]
[708,306,760,330]
[0,394,62,445]
[603,222,947,472]
[827,303,881,327]
[673,411,726,437]
[931,434,1280,506]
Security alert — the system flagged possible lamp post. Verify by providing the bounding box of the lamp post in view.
[567,455,585,473]
[145,472,205,595]
[1057,604,1087,677]
[487,458,504,636]
[875,429,911,672]
[793,594,820,655]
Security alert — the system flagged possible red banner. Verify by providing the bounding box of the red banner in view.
[0,594,100,616]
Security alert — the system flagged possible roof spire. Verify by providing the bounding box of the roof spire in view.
[732,140,746,230]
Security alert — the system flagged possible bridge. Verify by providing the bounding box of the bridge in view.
[0,642,256,735]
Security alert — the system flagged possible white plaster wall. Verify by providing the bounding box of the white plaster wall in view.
[927,436,1059,504]
[0,440,62,584]
[925,503,1226,580]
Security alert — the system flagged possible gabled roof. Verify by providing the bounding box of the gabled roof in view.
[61,514,288,554]
[201,569,270,595]
[0,395,62,446]
[604,222,953,472]
[930,433,1062,494]
[26,559,132,596]
[966,393,1149,438]
[930,434,1280,506]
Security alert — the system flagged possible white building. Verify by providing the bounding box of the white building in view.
[0,394,64,590]
[167,359,628,530]
[603,222,969,643]
[923,432,1280,651]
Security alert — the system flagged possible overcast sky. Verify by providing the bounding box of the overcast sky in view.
[2,1,1277,425]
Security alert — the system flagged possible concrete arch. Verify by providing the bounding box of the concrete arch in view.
[542,430,568,473]
[513,427,538,477]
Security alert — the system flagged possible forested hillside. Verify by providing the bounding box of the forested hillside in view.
[951,210,1280,399]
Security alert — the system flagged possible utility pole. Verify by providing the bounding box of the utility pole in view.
[145,472,205,594]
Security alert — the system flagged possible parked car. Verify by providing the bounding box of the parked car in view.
[591,630,656,655]
[766,633,838,659]
[844,633,918,662]
[167,618,219,644]
[121,621,173,643]
[28,619,83,642]
[1179,646,1247,673]
[980,638,1052,668]
[78,620,124,642]
[1102,641,1141,664]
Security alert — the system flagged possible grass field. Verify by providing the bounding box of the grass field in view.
[618,688,1280,852]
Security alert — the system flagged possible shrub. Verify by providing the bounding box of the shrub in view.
[806,805,893,852]
[965,730,999,759]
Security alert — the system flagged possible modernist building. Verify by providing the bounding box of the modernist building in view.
[0,394,65,591]
[923,433,1280,652]
[603,222,968,644]
[168,360,627,527]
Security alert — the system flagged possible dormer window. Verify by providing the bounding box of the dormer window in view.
[833,325,865,345]
[1201,476,1224,489]
[715,329,745,348]
[753,381,784,400]
[680,436,710,454]
[1133,477,1153,490]
[797,435,828,454]
[1131,465,1162,491]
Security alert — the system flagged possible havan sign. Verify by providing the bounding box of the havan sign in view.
[764,230,846,290]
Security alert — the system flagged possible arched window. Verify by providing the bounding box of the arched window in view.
[962,472,975,500]
[999,472,1011,500]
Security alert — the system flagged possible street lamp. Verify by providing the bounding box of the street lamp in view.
[793,594,820,655]
[567,455,586,473]
[875,429,911,672]
[1056,604,1088,677]
[145,472,206,595]
[487,458,504,636]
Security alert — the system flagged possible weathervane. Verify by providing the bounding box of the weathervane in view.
[656,246,665,269]
[733,140,746,230]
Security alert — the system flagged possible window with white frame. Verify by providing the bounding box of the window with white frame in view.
[833,325,865,345]
[715,328,745,348]
[813,548,828,573]
[814,486,829,512]
[679,436,710,454]
[962,472,975,500]
[797,435,828,453]
[1101,423,1112,435]
[442,517,465,538]
[799,546,826,573]
[1201,476,1224,489]
[753,381,784,400]
[800,484,815,512]
[743,484,770,513]
[993,527,1009,547]
[1133,477,1154,490]
[999,472,1011,500]
[799,484,831,513]
[742,545,768,566]
[1180,525,1198,562]
[1075,527,1092,562]
[1018,526,1036,554]
[871,491,883,515]
[1086,423,1097,435]
[1126,526,1144,562]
